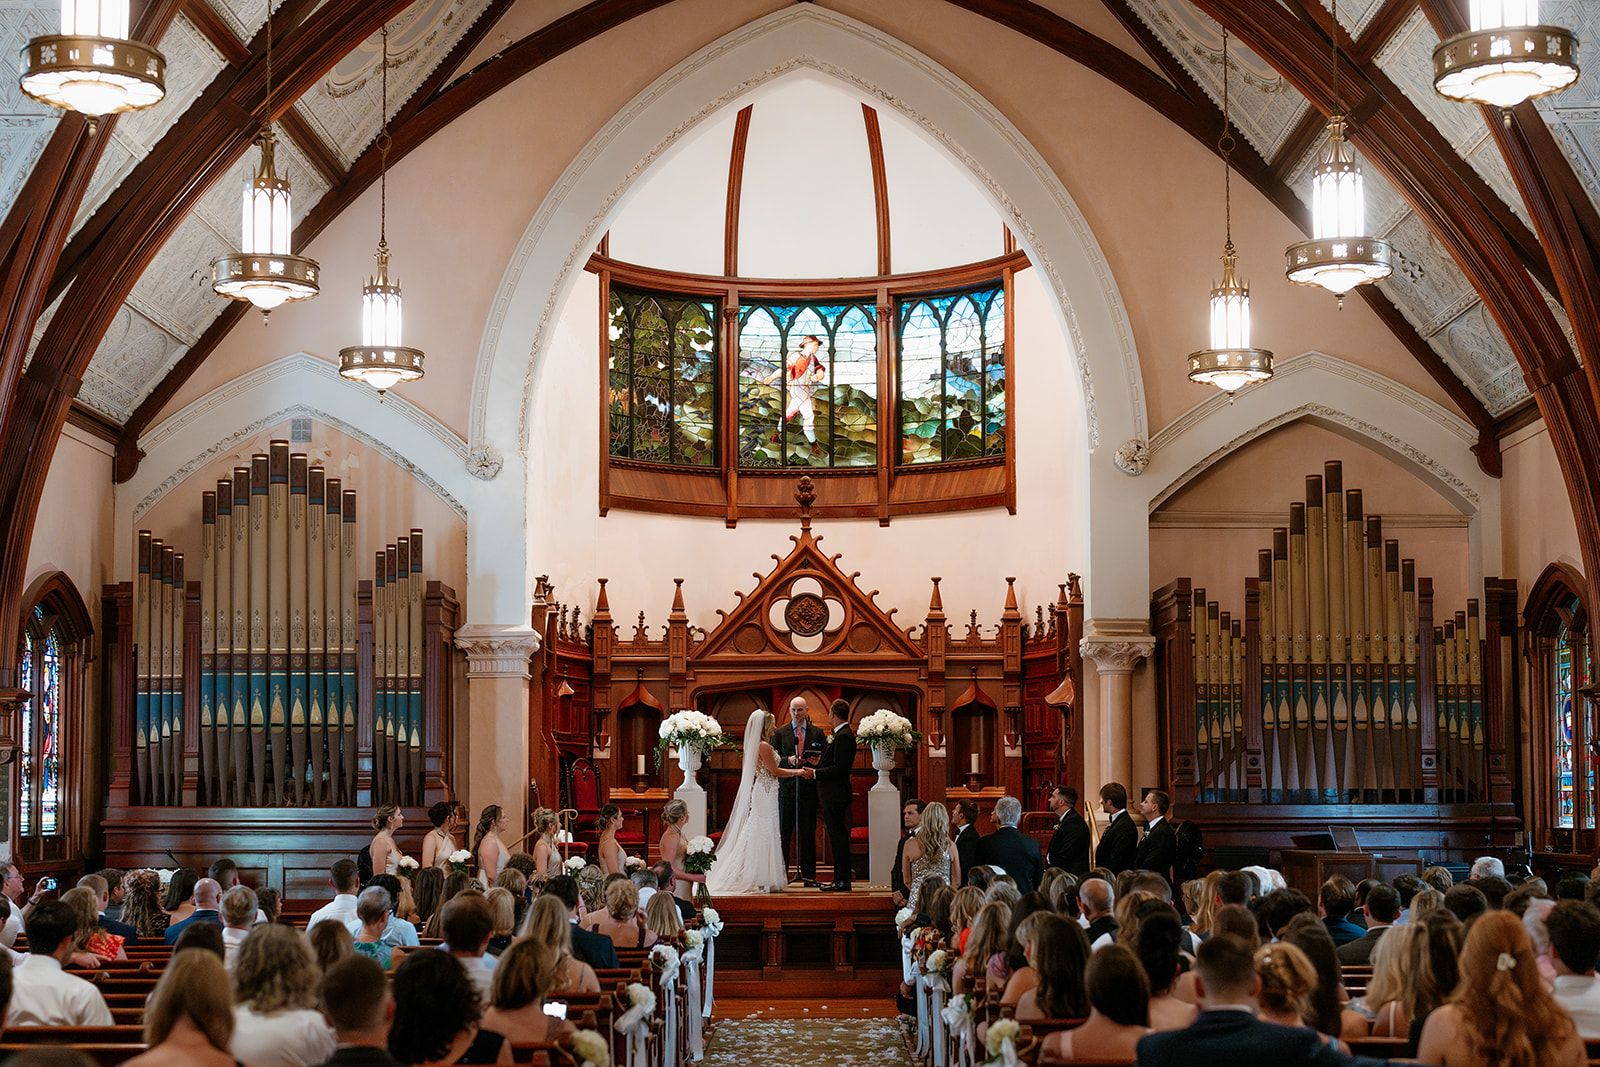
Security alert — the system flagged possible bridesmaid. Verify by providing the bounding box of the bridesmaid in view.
[474,805,511,885]
[658,800,705,906]
[596,804,627,876]
[370,804,406,877]
[420,800,458,869]
[529,808,561,879]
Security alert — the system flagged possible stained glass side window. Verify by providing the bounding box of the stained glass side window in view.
[17,619,32,836]
[1557,623,1576,828]
[736,303,878,469]
[17,609,62,838]
[607,286,717,466]
[39,630,59,836]
[898,283,1006,465]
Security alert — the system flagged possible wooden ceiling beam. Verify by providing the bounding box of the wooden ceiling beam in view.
[1352,0,1419,65]
[180,0,250,66]
[279,105,346,189]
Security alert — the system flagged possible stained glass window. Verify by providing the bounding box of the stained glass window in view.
[17,622,31,836]
[1557,622,1576,828]
[736,303,878,469]
[607,286,718,466]
[18,609,61,838]
[898,284,1006,464]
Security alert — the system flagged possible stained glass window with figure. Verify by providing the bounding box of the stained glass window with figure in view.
[737,303,877,469]
[898,284,1006,464]
[607,286,718,466]
[18,608,62,837]
[1557,622,1577,828]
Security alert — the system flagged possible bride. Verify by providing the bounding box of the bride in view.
[706,709,808,894]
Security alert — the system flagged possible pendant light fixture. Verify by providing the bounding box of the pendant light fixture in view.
[20,0,166,126]
[210,8,319,322]
[338,25,423,393]
[1285,0,1392,306]
[1433,0,1578,119]
[1188,30,1273,396]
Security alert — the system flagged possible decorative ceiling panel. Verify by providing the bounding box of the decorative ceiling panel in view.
[0,2,68,228]
[292,0,492,169]
[125,215,235,345]
[80,306,183,423]
[1377,212,1480,339]
[202,0,268,49]
[1438,303,1526,415]
[1545,109,1600,210]
[71,14,229,238]
[1126,0,1312,160]
[1320,0,1385,43]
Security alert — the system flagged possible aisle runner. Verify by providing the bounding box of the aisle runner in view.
[702,1016,910,1067]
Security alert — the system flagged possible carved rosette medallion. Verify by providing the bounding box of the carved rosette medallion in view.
[767,576,845,653]
[785,593,829,636]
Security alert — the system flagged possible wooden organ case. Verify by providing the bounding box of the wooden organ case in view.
[1152,461,1520,866]
[532,478,1084,866]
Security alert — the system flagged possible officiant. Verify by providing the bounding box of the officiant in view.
[774,696,826,887]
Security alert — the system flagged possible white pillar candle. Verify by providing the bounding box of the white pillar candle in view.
[637,753,647,775]
[970,752,980,774]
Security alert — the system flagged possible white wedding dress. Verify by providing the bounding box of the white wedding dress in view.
[705,709,787,893]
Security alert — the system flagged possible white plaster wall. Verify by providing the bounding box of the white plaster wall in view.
[1501,422,1583,596]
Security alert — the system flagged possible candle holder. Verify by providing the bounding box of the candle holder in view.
[631,772,650,791]
[966,771,983,791]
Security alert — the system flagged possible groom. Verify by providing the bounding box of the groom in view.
[805,698,858,891]
[775,696,827,886]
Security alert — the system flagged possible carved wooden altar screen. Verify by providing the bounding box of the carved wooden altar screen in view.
[1153,460,1519,858]
[533,480,1083,862]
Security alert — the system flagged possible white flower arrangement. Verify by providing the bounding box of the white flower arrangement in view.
[856,709,921,751]
[564,855,587,874]
[684,929,705,950]
[655,710,731,765]
[447,849,472,875]
[699,907,723,936]
[925,949,950,975]
[985,1018,1021,1060]
[652,942,681,974]
[571,1029,608,1067]
[625,982,656,1014]
[895,905,915,926]
[396,856,419,878]
[624,855,646,872]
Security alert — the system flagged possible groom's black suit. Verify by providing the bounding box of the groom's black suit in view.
[813,721,858,887]
[773,718,827,880]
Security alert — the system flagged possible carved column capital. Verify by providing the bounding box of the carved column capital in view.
[1079,624,1155,674]
[455,626,542,678]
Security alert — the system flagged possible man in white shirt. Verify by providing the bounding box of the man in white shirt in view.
[344,874,419,948]
[8,901,113,1026]
[438,895,496,999]
[0,863,45,948]
[1547,900,1600,1037]
[220,885,257,967]
[308,858,362,931]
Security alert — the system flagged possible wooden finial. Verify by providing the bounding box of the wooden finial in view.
[795,476,816,530]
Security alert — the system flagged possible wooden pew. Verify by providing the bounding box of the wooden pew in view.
[0,1042,145,1066]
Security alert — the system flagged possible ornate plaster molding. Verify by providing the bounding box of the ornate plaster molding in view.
[1114,439,1149,476]
[1079,636,1155,673]
[455,627,542,677]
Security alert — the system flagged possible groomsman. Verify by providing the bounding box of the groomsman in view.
[774,696,827,886]
[1046,785,1091,875]
[805,699,858,891]
[952,800,982,887]
[1133,789,1176,885]
[1094,782,1139,874]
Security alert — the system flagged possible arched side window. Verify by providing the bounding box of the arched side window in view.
[1526,564,1592,853]
[12,573,92,865]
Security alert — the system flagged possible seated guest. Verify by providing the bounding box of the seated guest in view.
[231,923,337,1067]
[483,887,516,957]
[481,938,577,1045]
[1417,909,1585,1067]
[1410,888,1444,920]
[1474,875,1512,911]
[1469,855,1505,881]
[975,796,1043,893]
[1421,865,1454,893]
[390,949,511,1065]
[1557,873,1590,901]
[350,874,420,948]
[308,920,354,974]
[98,868,127,924]
[164,877,222,945]
[424,872,472,940]
[588,878,657,951]
[1043,944,1148,1063]
[76,873,137,944]
[1348,922,1418,1030]
[950,886,984,953]
[125,949,235,1067]
[1080,878,1118,946]
[644,890,685,944]
[1392,874,1425,924]
[519,896,600,993]
[256,887,284,925]
[651,861,695,924]
[1172,904,1258,1006]
[163,868,199,928]
[999,911,1050,1006]
[953,901,1011,998]
[1134,909,1199,1031]
[631,867,659,914]
[440,894,499,1001]
[1014,913,1090,1022]
[1443,883,1488,924]
[1254,941,1329,1042]
[993,891,1048,989]
[1318,876,1364,947]
[539,875,618,971]
[1137,934,1385,1067]
[61,886,126,961]
[1545,899,1600,1038]
[173,922,226,961]
[317,954,401,1067]
[353,886,405,971]
[208,858,243,891]
[8,902,113,1026]
[219,885,257,967]
[308,859,362,931]
[1336,883,1399,965]
[1279,914,1368,1043]
[413,867,446,930]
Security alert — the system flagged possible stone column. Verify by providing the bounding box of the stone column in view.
[455,626,541,836]
[1080,622,1154,803]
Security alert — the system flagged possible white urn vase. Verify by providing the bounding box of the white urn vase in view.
[677,744,702,779]
[871,743,896,789]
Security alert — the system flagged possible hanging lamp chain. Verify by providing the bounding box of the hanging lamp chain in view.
[1221,29,1234,248]
[263,2,273,134]
[378,23,390,253]
[1331,0,1341,116]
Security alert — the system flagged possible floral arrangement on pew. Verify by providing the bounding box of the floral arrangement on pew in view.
[856,709,922,751]
[614,982,657,1067]
[447,849,473,876]
[570,1029,609,1067]
[984,1018,1021,1066]
[654,711,731,767]
[396,856,419,880]
[910,924,943,967]
[683,836,716,906]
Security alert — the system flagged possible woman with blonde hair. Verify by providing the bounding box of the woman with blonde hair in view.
[588,877,657,950]
[528,807,561,880]
[124,869,169,940]
[1254,941,1324,1036]
[517,895,600,994]
[596,803,628,876]
[950,886,984,953]
[474,805,512,885]
[1359,922,1423,1036]
[230,923,337,1066]
[953,901,1011,997]
[482,937,576,1045]
[1417,909,1585,1067]
[659,798,706,905]
[1410,887,1445,919]
[483,887,517,957]
[902,802,960,912]
[306,918,353,975]
[1015,913,1091,1021]
[370,803,405,877]
[644,890,685,943]
[125,949,237,1067]
[61,886,126,961]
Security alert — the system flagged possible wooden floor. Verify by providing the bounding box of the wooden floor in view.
[714,998,899,1020]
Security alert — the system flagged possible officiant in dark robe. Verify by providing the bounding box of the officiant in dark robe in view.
[774,696,827,885]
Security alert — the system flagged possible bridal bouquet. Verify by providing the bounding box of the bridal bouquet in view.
[857,709,921,751]
[447,849,472,876]
[655,711,731,767]
[625,855,646,873]
[396,856,419,879]
[683,835,716,905]
[564,855,588,874]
